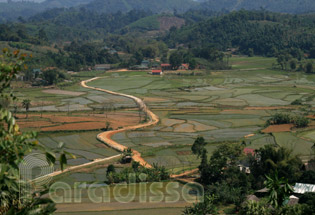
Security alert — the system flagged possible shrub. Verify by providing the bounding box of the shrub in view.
[266,113,309,128]
[240,201,269,215]
[291,99,302,105]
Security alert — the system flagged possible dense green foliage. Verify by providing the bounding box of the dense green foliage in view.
[264,172,293,208]
[83,0,197,14]
[196,0,315,14]
[0,0,94,22]
[0,49,72,214]
[164,10,315,57]
[2,0,315,22]
[266,113,309,128]
[27,9,152,41]
[191,136,312,214]
[106,162,169,184]
[183,194,217,215]
[250,145,303,187]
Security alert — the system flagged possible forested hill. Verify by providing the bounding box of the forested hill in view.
[82,0,198,14]
[197,0,315,14]
[0,0,94,22]
[1,0,315,22]
[164,10,315,57]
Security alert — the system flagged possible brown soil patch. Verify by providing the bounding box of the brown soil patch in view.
[261,124,294,133]
[42,89,85,96]
[170,168,199,178]
[41,122,108,131]
[18,121,55,128]
[245,106,295,110]
[176,151,192,156]
[16,112,140,132]
[307,115,315,119]
[143,97,169,103]
[158,16,185,31]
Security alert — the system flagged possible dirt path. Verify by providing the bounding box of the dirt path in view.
[81,77,159,168]
[34,76,196,182]
[170,169,199,178]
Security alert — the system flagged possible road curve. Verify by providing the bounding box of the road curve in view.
[81,77,159,168]
[34,76,195,183]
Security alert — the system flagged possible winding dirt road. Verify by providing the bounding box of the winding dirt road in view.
[34,76,196,182]
[81,77,159,168]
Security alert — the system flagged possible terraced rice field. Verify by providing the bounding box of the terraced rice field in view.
[88,57,315,171]
[15,56,315,174]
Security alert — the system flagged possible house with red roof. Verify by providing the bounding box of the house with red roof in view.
[161,63,171,70]
[179,64,189,70]
[151,70,163,75]
[243,148,255,156]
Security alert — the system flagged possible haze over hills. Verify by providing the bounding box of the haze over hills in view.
[83,0,198,14]
[197,0,315,14]
[1,0,315,22]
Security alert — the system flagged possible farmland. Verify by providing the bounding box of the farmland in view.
[87,56,315,172]
[12,56,315,214]
[14,56,315,172]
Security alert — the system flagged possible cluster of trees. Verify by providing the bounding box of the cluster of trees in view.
[26,42,121,71]
[185,136,315,214]
[164,10,315,57]
[0,24,46,45]
[82,0,197,15]
[276,49,315,73]
[167,47,228,70]
[106,162,169,184]
[196,0,315,14]
[27,9,152,41]
[266,113,309,128]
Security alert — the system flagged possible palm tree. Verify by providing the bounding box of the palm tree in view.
[22,99,31,119]
[264,171,293,209]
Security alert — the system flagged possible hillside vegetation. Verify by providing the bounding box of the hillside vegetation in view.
[197,0,315,14]
[164,10,315,56]
[2,0,315,22]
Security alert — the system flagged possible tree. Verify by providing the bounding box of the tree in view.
[188,58,197,70]
[0,49,71,214]
[38,28,48,42]
[247,48,254,57]
[277,54,286,70]
[198,143,244,185]
[306,62,313,73]
[106,164,116,176]
[250,145,303,187]
[264,172,293,209]
[183,194,218,215]
[22,99,31,118]
[309,47,315,59]
[240,201,269,215]
[169,51,183,70]
[42,69,59,85]
[191,136,207,158]
[289,59,297,70]
[299,171,315,184]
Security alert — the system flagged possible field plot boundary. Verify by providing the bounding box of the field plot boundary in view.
[81,77,160,168]
[33,76,160,183]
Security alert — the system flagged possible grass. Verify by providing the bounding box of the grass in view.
[55,208,186,215]
[38,131,119,164]
[273,132,314,157]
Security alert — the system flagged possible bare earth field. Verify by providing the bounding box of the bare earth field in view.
[16,112,140,131]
